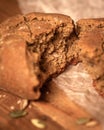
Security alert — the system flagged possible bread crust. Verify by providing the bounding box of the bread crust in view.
[75,19,104,96]
[0,13,75,99]
[0,13,104,99]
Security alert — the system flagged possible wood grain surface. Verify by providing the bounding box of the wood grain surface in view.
[0,81,101,130]
[0,0,102,130]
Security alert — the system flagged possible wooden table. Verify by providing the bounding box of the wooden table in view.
[0,0,102,130]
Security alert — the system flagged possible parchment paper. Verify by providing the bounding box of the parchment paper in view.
[17,0,104,21]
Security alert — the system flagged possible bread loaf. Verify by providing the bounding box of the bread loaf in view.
[75,19,104,97]
[0,13,104,99]
[0,13,75,99]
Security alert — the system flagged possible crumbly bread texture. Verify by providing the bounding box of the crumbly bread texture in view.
[74,19,104,97]
[0,13,75,99]
[0,13,104,99]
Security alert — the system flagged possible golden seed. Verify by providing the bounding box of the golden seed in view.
[20,99,28,110]
[31,119,46,129]
[86,120,98,127]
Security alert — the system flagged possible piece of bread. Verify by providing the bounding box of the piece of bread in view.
[0,13,75,99]
[0,13,104,99]
[73,19,104,96]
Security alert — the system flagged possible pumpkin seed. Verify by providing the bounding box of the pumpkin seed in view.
[86,120,98,127]
[10,110,27,118]
[31,119,46,129]
[76,117,91,125]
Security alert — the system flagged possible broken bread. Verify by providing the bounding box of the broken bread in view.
[73,18,104,97]
[0,13,104,99]
[0,13,75,99]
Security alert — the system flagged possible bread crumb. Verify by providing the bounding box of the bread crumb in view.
[10,106,15,110]
[17,100,21,104]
